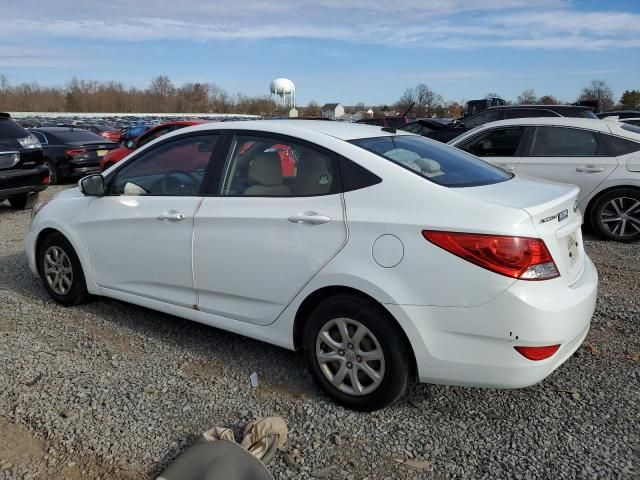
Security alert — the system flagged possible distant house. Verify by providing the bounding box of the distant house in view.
[322,103,345,119]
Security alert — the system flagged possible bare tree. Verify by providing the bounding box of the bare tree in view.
[578,80,615,111]
[537,94,559,105]
[396,84,443,117]
[303,100,322,117]
[517,89,537,105]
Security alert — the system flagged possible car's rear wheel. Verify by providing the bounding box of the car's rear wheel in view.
[303,294,411,411]
[38,232,88,306]
[591,188,640,242]
[8,192,39,210]
[45,160,60,185]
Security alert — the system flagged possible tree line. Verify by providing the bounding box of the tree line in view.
[1,74,638,117]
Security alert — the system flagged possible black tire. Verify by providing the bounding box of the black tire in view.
[45,160,60,185]
[303,294,412,411]
[8,192,39,210]
[38,232,88,306]
[590,188,640,242]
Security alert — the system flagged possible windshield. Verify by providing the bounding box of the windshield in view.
[621,123,640,135]
[351,135,512,187]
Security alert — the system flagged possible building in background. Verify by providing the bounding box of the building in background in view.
[322,103,344,119]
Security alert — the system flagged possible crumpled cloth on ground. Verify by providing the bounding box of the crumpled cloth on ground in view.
[156,417,288,480]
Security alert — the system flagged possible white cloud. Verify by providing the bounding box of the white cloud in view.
[0,0,637,51]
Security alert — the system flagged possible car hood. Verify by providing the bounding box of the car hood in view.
[52,186,83,200]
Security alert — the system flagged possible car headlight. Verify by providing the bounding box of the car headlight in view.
[18,134,42,149]
[31,200,50,219]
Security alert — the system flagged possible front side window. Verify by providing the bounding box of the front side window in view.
[351,135,512,188]
[465,110,503,129]
[458,127,524,157]
[138,127,172,148]
[111,134,218,196]
[220,135,337,196]
[531,127,599,156]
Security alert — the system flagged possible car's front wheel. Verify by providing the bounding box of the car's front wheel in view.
[38,232,88,306]
[591,188,640,242]
[303,294,412,411]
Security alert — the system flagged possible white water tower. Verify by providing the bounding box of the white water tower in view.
[270,78,296,108]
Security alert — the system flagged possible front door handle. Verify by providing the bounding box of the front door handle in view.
[157,210,186,222]
[576,166,605,173]
[287,211,331,225]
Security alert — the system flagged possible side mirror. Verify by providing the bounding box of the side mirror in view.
[79,174,105,196]
[126,140,135,149]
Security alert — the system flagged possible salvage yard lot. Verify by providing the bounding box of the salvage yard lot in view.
[0,186,638,479]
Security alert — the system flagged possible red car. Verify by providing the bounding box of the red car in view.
[100,121,205,171]
[84,125,122,143]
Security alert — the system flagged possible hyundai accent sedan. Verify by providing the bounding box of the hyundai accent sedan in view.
[25,121,597,411]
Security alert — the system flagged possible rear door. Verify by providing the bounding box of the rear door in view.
[455,126,526,173]
[193,132,347,326]
[517,126,619,205]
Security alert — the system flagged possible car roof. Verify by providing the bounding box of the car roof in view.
[485,104,591,112]
[184,119,411,141]
[468,117,610,131]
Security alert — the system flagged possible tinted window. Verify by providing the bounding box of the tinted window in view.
[531,127,599,156]
[338,156,382,192]
[458,127,524,157]
[138,127,172,147]
[0,118,28,139]
[465,110,503,129]
[220,135,337,196]
[351,135,512,188]
[570,109,598,119]
[623,119,640,127]
[605,135,640,156]
[505,109,557,119]
[111,134,218,196]
[622,123,640,135]
[55,131,107,143]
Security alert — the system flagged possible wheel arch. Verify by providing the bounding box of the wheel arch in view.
[584,184,640,227]
[292,285,418,375]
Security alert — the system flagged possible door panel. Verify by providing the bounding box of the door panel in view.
[518,127,619,204]
[86,196,201,307]
[193,195,346,325]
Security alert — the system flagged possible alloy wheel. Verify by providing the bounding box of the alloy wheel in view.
[315,317,385,396]
[600,196,640,238]
[44,246,73,295]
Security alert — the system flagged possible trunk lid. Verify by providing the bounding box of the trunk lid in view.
[455,175,585,285]
[66,141,119,163]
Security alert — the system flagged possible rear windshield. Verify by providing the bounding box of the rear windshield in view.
[54,130,109,143]
[0,118,29,139]
[351,135,512,187]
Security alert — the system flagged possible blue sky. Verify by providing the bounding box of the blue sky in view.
[1,0,639,106]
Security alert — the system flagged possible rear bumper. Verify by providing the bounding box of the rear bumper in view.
[0,165,49,198]
[387,255,598,388]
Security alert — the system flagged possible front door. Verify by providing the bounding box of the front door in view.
[455,126,526,173]
[85,133,220,308]
[517,126,619,205]
[193,133,347,325]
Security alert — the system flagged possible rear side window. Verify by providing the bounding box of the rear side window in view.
[458,127,524,157]
[531,127,600,156]
[465,110,503,129]
[338,156,382,192]
[351,135,512,188]
[605,135,640,156]
[0,118,28,139]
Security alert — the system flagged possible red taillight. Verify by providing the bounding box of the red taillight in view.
[422,230,559,280]
[65,148,86,156]
[514,344,560,361]
[42,175,50,185]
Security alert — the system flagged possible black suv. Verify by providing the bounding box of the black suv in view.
[0,113,49,209]
[402,105,598,143]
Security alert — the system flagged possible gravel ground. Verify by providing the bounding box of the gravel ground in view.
[0,185,638,480]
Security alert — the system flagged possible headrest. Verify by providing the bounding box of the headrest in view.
[248,152,284,187]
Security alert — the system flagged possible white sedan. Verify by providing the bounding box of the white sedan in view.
[449,117,640,242]
[25,120,597,411]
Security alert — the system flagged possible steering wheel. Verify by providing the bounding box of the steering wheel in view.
[157,170,200,195]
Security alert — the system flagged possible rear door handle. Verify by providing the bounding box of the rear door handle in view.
[576,166,605,173]
[157,210,186,222]
[287,211,331,225]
